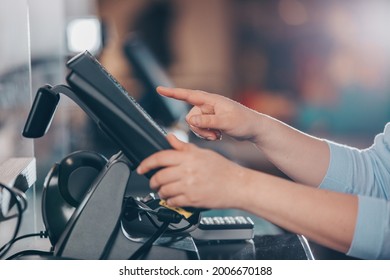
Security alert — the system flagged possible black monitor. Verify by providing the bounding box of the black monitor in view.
[23,51,172,176]
[123,33,188,128]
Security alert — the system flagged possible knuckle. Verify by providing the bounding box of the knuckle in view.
[153,153,164,166]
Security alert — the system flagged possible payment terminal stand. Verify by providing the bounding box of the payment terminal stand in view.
[52,150,198,260]
[22,51,199,260]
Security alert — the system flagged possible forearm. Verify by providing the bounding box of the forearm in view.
[252,114,330,186]
[233,169,358,253]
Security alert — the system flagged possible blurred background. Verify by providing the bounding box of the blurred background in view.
[1,0,390,237]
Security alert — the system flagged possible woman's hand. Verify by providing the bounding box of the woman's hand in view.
[157,86,261,142]
[137,134,248,209]
[156,86,329,190]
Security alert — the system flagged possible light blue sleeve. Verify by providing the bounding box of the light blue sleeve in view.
[319,123,390,259]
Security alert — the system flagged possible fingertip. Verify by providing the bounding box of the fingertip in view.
[205,134,217,141]
[156,86,167,94]
[166,133,179,144]
[165,198,172,206]
[166,133,177,141]
[156,85,167,90]
[149,175,158,190]
[136,166,143,175]
[167,133,187,150]
[165,198,176,208]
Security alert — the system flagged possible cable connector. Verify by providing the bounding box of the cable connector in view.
[156,208,183,224]
[39,231,49,238]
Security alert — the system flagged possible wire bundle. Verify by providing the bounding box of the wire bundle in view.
[0,182,28,258]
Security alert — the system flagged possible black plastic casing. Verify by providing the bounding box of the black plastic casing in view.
[66,51,172,174]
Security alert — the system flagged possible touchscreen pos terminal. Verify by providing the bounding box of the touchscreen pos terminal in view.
[22,51,200,260]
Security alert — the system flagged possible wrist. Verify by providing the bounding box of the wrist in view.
[246,110,269,146]
[227,166,260,210]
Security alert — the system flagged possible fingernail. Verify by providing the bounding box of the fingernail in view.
[136,166,143,174]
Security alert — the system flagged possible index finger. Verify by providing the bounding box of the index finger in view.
[136,149,181,175]
[156,86,214,107]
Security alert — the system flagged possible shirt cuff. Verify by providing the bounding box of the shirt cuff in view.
[347,195,387,259]
[319,141,353,193]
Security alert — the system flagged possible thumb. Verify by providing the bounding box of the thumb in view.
[188,114,222,130]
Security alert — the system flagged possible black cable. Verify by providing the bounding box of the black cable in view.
[0,231,48,254]
[101,197,183,259]
[127,198,192,233]
[128,221,170,260]
[143,210,162,228]
[142,210,194,233]
[0,183,27,221]
[123,196,196,260]
[0,183,25,259]
[169,222,194,233]
[6,250,53,260]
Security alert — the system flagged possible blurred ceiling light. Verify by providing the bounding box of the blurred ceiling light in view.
[356,2,390,48]
[278,0,308,26]
[66,17,102,54]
